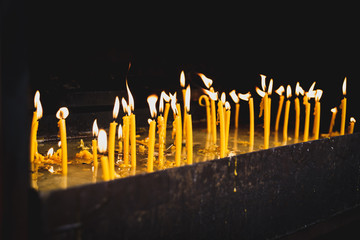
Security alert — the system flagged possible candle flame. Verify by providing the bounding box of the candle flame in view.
[255,87,266,98]
[315,89,323,101]
[34,91,40,108]
[180,70,185,88]
[225,101,231,110]
[308,82,316,93]
[221,92,226,103]
[147,94,158,119]
[113,96,120,119]
[275,86,285,96]
[295,82,305,96]
[185,85,191,112]
[36,99,43,120]
[350,117,356,123]
[118,124,122,139]
[92,119,99,137]
[268,79,273,95]
[238,92,251,101]
[47,147,54,157]
[126,81,135,111]
[203,88,218,101]
[286,85,292,98]
[170,92,178,115]
[306,82,317,99]
[48,166,55,174]
[229,90,239,103]
[56,107,69,120]
[159,91,170,113]
[342,77,347,95]
[331,107,337,113]
[98,129,107,153]
[198,73,213,89]
[58,141,61,147]
[260,74,267,91]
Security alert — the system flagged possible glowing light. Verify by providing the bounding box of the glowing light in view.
[47,147,54,157]
[147,95,158,119]
[159,91,170,113]
[260,74,267,91]
[180,70,185,88]
[331,107,337,113]
[268,79,273,95]
[118,124,123,139]
[170,92,178,115]
[275,86,285,96]
[350,117,356,123]
[225,101,231,110]
[286,85,292,98]
[185,85,191,112]
[229,90,239,103]
[315,89,323,101]
[343,77,347,95]
[295,82,305,96]
[203,88,218,101]
[126,81,134,111]
[221,92,226,103]
[113,96,120,119]
[92,119,99,137]
[56,107,69,120]
[198,73,213,89]
[98,129,107,153]
[238,92,251,101]
[256,87,266,98]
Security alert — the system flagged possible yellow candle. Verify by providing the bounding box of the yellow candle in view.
[349,117,356,134]
[210,87,217,143]
[130,113,136,170]
[218,96,226,158]
[92,119,99,169]
[180,71,187,137]
[264,93,270,149]
[294,82,304,142]
[185,85,193,164]
[313,90,322,140]
[274,86,285,132]
[249,97,254,147]
[283,85,291,143]
[109,97,119,180]
[303,82,316,142]
[147,95,158,172]
[199,95,211,133]
[170,93,182,167]
[328,107,337,135]
[225,102,231,151]
[267,79,273,135]
[229,90,240,129]
[161,92,171,146]
[98,129,110,181]
[157,115,165,168]
[30,91,42,169]
[340,77,347,135]
[56,107,69,176]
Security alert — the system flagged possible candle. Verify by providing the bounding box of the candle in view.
[294,82,304,142]
[126,82,137,170]
[303,82,316,142]
[157,114,165,168]
[225,101,231,151]
[185,85,193,164]
[170,93,182,166]
[109,97,119,180]
[198,73,214,136]
[199,95,211,133]
[313,90,323,140]
[218,93,226,158]
[328,107,337,136]
[30,91,43,170]
[121,98,130,166]
[229,90,240,129]
[256,86,269,149]
[239,92,255,147]
[56,107,69,176]
[98,129,110,181]
[161,91,171,146]
[147,95,158,172]
[267,79,273,134]
[283,85,291,143]
[180,71,187,137]
[92,119,99,169]
[203,88,218,143]
[340,77,347,135]
[349,117,356,134]
[274,86,285,132]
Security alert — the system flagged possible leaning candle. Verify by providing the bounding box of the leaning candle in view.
[98,129,110,181]
[349,117,356,134]
[218,93,226,157]
[30,91,43,169]
[56,107,69,176]
[294,82,304,142]
[283,85,292,143]
[328,107,337,135]
[313,90,323,140]
[109,97,119,180]
[229,90,240,129]
[340,77,347,135]
[147,95,158,172]
[185,85,193,164]
[92,119,99,169]
[274,86,285,132]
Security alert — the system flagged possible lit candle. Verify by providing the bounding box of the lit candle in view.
[198,73,214,135]
[225,101,231,151]
[126,82,137,170]
[56,107,69,176]
[340,77,347,135]
[283,85,292,144]
[203,88,218,143]
[158,92,166,168]
[185,85,193,164]
[92,119,99,169]
[294,82,305,142]
[147,95,158,172]
[239,92,254,147]
[30,91,43,170]
[229,90,240,129]
[98,129,110,181]
[170,93,182,166]
[218,92,226,157]
[313,90,323,140]
[303,82,316,142]
[121,98,130,166]
[349,117,356,134]
[117,124,123,155]
[180,71,187,137]
[328,107,337,136]
[267,79,273,134]
[108,97,119,180]
[199,95,211,133]
[256,86,269,149]
[274,86,285,132]
[161,91,171,146]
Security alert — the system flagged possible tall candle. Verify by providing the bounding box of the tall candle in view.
[199,95,211,133]
[294,82,304,142]
[274,86,285,132]
[313,90,323,140]
[147,95,158,172]
[249,96,254,147]
[92,119,99,169]
[225,101,231,151]
[340,77,347,135]
[30,91,42,170]
[267,79,273,134]
[185,85,193,164]
[328,107,337,135]
[283,85,291,143]
[157,115,165,168]
[121,98,130,166]
[218,93,226,158]
[56,107,69,176]
[109,97,119,180]
[180,71,187,138]
[209,87,217,143]
[98,129,110,181]
[349,117,356,134]
[117,124,123,154]
[229,90,240,129]
[126,81,137,170]
[303,82,316,142]
[170,93,182,167]
[161,91,171,146]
